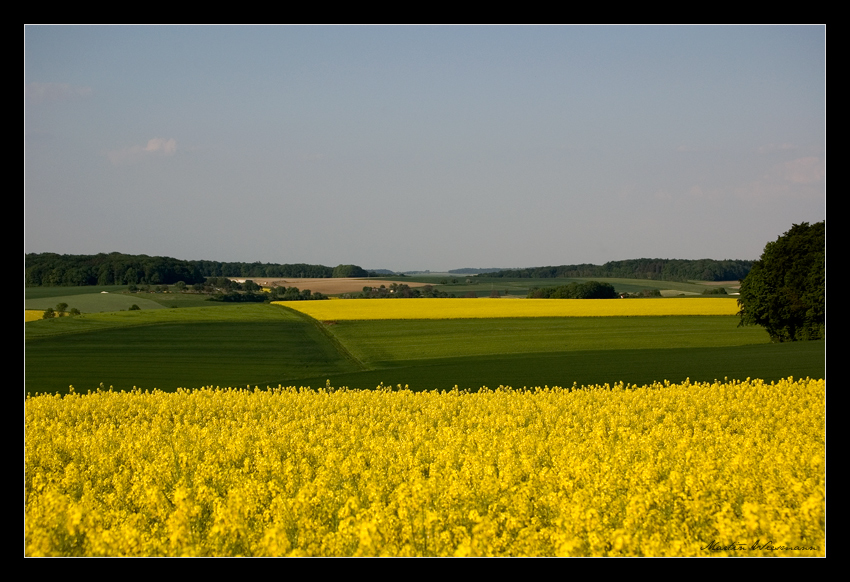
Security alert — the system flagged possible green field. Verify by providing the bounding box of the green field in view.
[289,341,825,392]
[323,316,766,362]
[25,304,360,394]
[24,286,230,312]
[289,313,822,390]
[25,303,297,340]
[25,296,824,395]
[24,285,130,300]
[25,293,168,313]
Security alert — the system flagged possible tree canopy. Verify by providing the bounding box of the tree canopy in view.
[528,281,618,299]
[25,253,371,286]
[737,221,825,342]
[332,264,369,278]
[484,258,753,282]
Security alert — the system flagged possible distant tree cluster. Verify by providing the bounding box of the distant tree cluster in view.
[486,259,753,282]
[207,291,268,303]
[41,303,81,319]
[351,283,456,299]
[203,279,327,302]
[332,264,370,278]
[200,277,259,292]
[620,289,663,299]
[267,286,327,301]
[26,253,206,287]
[192,261,374,279]
[127,284,172,293]
[26,253,374,287]
[737,221,824,342]
[189,260,335,279]
[528,281,618,299]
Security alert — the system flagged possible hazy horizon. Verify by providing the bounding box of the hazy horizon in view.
[25,26,825,273]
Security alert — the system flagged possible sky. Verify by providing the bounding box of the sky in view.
[25,26,825,273]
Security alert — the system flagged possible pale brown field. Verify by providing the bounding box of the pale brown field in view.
[238,277,433,295]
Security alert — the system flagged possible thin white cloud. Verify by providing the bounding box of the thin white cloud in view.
[779,156,824,184]
[735,156,825,199]
[26,82,92,103]
[144,138,177,155]
[106,138,178,165]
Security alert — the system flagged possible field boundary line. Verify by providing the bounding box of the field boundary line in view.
[276,305,368,373]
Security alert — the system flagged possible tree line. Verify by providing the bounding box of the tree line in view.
[528,281,618,299]
[346,283,456,299]
[484,259,753,282]
[207,280,327,302]
[25,253,371,287]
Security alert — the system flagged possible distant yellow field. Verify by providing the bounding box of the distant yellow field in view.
[273,297,740,320]
[25,310,44,322]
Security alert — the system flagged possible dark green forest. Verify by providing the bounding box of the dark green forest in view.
[25,253,371,287]
[25,253,754,288]
[528,281,618,299]
[484,258,753,282]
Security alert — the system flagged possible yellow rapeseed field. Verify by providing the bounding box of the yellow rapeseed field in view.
[273,297,740,320]
[25,310,45,322]
[25,378,824,556]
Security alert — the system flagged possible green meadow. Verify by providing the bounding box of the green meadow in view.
[25,286,230,312]
[25,292,824,395]
[290,341,825,393]
[324,316,766,362]
[25,304,356,394]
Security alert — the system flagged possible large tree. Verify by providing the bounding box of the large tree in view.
[737,221,825,342]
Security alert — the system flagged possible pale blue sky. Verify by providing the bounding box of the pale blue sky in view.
[25,26,825,272]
